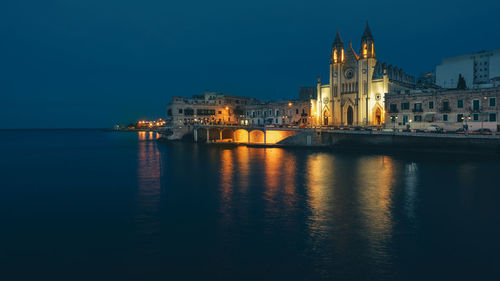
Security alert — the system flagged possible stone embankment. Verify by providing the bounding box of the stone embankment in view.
[159,126,500,154]
[278,129,500,154]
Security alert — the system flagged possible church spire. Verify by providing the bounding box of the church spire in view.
[361,22,373,40]
[360,22,375,59]
[333,30,343,45]
[331,30,344,64]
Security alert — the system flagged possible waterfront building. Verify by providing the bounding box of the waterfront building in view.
[385,87,500,132]
[436,49,500,89]
[243,100,311,127]
[166,92,255,126]
[136,118,166,129]
[312,23,415,127]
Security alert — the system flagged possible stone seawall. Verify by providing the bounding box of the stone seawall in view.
[159,127,500,154]
[278,130,500,154]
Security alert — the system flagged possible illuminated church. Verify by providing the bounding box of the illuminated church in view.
[313,23,415,126]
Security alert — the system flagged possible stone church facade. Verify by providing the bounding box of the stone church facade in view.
[312,23,415,126]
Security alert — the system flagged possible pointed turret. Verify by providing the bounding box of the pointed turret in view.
[333,30,343,46]
[361,22,373,40]
[360,22,375,59]
[331,30,344,63]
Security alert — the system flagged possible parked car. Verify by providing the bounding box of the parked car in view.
[473,128,492,135]
[425,125,443,133]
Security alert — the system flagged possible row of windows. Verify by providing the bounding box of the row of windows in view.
[196,109,216,116]
[391,97,496,111]
[395,113,497,123]
[250,118,305,125]
[454,113,497,122]
[179,117,231,123]
[178,108,221,116]
[247,108,306,117]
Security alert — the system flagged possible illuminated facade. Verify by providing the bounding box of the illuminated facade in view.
[385,87,500,132]
[312,23,415,126]
[166,92,255,126]
[243,100,311,127]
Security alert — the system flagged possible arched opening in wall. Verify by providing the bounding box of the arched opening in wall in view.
[234,129,249,143]
[347,106,354,125]
[249,130,265,144]
[221,128,234,142]
[266,130,296,144]
[323,110,329,126]
[374,107,382,125]
[208,128,220,142]
[196,128,207,142]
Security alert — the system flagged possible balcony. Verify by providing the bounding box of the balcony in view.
[412,108,423,113]
[388,108,399,113]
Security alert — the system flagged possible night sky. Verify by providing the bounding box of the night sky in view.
[2,0,500,129]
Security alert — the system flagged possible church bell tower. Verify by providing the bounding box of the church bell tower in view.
[358,22,377,125]
[360,22,375,59]
[329,31,344,125]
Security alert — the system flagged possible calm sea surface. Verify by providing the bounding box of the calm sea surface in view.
[0,130,499,280]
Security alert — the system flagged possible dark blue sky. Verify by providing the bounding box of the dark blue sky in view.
[1,0,499,128]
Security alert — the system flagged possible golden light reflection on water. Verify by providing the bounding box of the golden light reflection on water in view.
[264,148,283,194]
[138,131,159,141]
[306,153,336,227]
[263,148,298,212]
[220,149,234,202]
[305,153,339,259]
[135,132,162,246]
[304,153,401,265]
[216,146,411,265]
[218,147,299,224]
[235,146,250,191]
[138,131,146,141]
[356,155,396,260]
[282,151,297,197]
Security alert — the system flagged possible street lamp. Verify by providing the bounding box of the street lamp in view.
[461,115,471,136]
[392,115,398,131]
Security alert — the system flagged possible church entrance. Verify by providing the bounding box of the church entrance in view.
[347,106,353,125]
[375,108,381,125]
[323,110,329,126]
